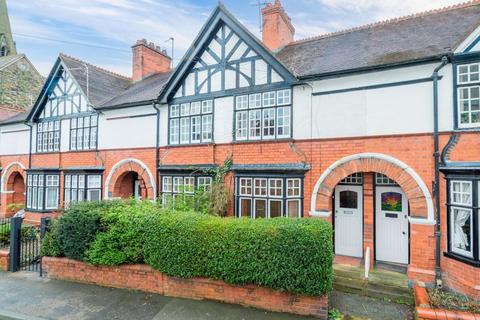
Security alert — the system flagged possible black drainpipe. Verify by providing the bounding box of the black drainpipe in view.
[24,122,33,169]
[432,56,448,286]
[153,102,161,199]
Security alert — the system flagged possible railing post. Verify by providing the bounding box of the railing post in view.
[9,217,23,272]
[39,217,49,277]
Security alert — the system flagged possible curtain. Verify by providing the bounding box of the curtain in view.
[453,208,471,251]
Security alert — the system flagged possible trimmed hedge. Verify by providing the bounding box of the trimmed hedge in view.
[42,201,333,296]
[86,201,163,265]
[143,213,333,296]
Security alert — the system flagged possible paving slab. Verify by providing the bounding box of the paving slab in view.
[329,290,414,320]
[0,271,314,320]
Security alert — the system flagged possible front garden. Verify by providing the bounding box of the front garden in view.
[40,199,334,318]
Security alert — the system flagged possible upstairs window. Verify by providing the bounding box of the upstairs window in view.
[169,100,213,145]
[36,120,60,153]
[235,89,292,141]
[70,115,98,151]
[457,63,480,128]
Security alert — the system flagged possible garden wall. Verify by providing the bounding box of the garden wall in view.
[42,257,328,319]
[0,250,8,271]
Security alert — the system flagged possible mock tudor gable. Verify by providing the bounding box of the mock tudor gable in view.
[160,4,296,104]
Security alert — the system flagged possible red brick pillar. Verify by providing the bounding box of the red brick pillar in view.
[363,173,374,268]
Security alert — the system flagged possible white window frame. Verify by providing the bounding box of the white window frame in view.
[458,63,480,84]
[450,180,472,206]
[449,206,474,258]
[457,85,480,128]
[169,100,213,145]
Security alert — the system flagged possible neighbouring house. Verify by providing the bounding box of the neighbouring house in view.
[0,0,479,300]
[0,0,42,119]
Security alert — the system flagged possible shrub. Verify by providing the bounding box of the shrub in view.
[143,213,333,296]
[55,201,113,260]
[86,200,162,265]
[40,219,61,257]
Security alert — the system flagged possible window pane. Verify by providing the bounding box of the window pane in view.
[276,89,291,105]
[263,108,275,138]
[254,178,267,196]
[191,102,201,114]
[191,116,201,143]
[88,175,101,188]
[249,93,262,108]
[88,189,101,202]
[236,95,248,109]
[381,192,402,212]
[287,200,300,218]
[450,207,472,257]
[240,198,252,218]
[277,106,291,138]
[235,111,248,140]
[270,200,282,218]
[170,105,179,117]
[239,178,252,196]
[262,91,275,107]
[249,110,261,139]
[202,115,212,142]
[46,187,58,209]
[170,119,179,144]
[254,199,267,218]
[287,178,301,197]
[180,118,190,143]
[202,100,213,113]
[162,177,172,192]
[269,179,283,197]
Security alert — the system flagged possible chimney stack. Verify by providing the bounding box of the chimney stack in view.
[132,39,172,82]
[261,0,295,51]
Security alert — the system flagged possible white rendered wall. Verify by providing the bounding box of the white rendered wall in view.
[98,105,157,149]
[213,96,234,144]
[0,123,30,155]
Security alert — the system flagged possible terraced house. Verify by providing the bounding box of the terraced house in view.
[1,0,480,300]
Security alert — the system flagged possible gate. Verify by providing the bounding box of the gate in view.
[9,217,48,274]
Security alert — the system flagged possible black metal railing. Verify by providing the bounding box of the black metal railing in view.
[0,217,11,249]
[9,217,48,274]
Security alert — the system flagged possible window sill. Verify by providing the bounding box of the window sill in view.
[67,149,98,153]
[167,142,215,148]
[35,151,61,155]
[443,252,480,267]
[25,209,58,214]
[232,138,294,145]
[454,127,480,133]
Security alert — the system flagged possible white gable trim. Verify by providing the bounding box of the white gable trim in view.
[455,25,480,53]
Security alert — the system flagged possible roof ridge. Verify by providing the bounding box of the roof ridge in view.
[59,53,131,81]
[289,0,480,46]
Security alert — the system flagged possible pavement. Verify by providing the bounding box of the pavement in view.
[0,271,315,320]
[329,291,414,320]
[0,271,414,320]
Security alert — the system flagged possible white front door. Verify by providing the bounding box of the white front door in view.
[334,185,363,258]
[375,186,409,264]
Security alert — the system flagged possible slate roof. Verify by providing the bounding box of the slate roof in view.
[59,54,131,107]
[99,71,172,109]
[275,1,480,78]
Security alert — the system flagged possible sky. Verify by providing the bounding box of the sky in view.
[6,0,469,77]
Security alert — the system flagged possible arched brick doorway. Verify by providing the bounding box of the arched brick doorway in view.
[1,162,26,217]
[310,153,433,223]
[105,159,156,201]
[310,153,436,277]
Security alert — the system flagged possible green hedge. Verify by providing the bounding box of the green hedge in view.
[42,201,333,296]
[143,213,333,296]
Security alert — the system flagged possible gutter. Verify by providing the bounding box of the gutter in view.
[153,102,161,199]
[431,56,448,286]
[24,122,33,169]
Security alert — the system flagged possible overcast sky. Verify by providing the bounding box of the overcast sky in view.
[7,0,467,77]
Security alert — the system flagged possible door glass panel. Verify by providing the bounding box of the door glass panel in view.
[381,192,402,212]
[339,190,358,209]
[287,200,300,218]
[255,199,267,218]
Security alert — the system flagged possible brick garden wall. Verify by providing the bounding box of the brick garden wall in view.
[0,250,9,271]
[42,257,328,319]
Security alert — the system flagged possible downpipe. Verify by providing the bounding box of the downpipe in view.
[432,56,448,287]
[153,102,161,200]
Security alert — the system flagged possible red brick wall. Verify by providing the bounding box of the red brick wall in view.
[0,250,9,271]
[43,257,328,319]
[363,173,374,267]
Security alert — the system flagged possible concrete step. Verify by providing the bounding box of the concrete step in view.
[333,264,414,305]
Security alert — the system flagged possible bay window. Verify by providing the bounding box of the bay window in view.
[64,173,102,207]
[456,62,480,128]
[446,176,479,265]
[236,175,303,218]
[26,173,59,211]
[169,100,213,145]
[235,89,292,141]
[161,174,212,206]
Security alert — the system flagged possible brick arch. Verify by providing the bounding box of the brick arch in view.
[104,158,156,200]
[310,153,434,225]
[1,162,26,193]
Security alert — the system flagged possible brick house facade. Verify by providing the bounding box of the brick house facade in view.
[1,0,480,299]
